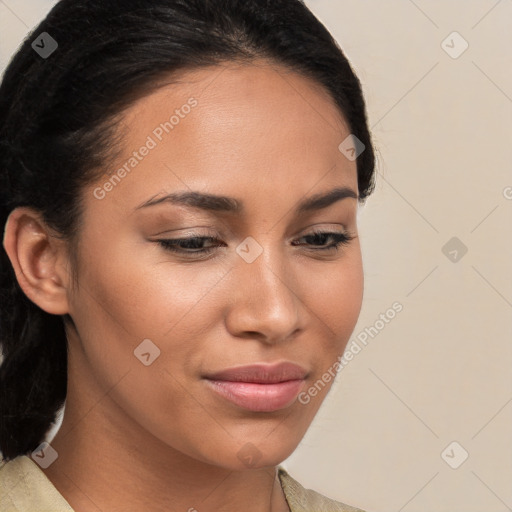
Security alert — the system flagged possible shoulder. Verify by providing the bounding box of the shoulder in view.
[277,466,367,512]
[0,455,74,512]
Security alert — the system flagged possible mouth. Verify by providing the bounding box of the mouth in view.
[202,362,308,412]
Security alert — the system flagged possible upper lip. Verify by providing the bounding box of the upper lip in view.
[204,362,308,384]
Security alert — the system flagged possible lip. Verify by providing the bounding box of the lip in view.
[204,362,308,383]
[203,362,308,412]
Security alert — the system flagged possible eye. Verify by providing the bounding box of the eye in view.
[291,229,355,252]
[157,236,223,255]
[156,229,355,258]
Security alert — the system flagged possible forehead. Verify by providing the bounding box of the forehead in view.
[124,58,349,131]
[86,59,358,218]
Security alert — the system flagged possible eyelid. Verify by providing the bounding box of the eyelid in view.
[151,226,224,239]
[152,222,356,237]
[151,217,236,237]
[152,223,351,240]
[294,222,351,236]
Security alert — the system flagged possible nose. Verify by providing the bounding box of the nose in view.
[224,244,303,345]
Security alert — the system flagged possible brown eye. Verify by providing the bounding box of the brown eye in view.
[157,236,223,254]
[292,230,355,251]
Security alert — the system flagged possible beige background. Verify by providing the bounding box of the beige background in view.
[1,1,511,511]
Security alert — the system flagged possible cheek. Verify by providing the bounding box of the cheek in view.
[301,251,364,346]
[67,250,226,448]
[79,240,227,339]
[69,245,234,404]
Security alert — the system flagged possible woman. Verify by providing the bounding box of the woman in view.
[0,0,376,510]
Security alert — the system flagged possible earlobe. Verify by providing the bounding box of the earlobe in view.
[2,207,71,315]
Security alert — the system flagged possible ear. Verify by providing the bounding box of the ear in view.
[2,207,72,315]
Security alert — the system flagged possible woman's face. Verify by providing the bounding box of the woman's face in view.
[64,59,364,470]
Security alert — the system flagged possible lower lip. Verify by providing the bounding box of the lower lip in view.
[204,379,305,412]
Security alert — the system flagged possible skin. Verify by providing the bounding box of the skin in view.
[3,58,364,512]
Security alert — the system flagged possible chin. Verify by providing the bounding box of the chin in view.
[211,435,301,472]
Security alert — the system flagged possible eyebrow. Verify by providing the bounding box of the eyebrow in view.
[134,186,358,215]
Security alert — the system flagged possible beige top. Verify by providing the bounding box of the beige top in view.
[0,455,365,512]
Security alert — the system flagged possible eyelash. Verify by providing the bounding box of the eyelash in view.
[156,229,355,257]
